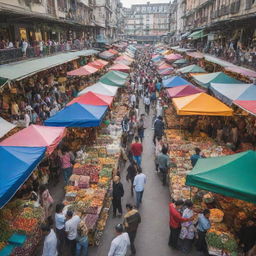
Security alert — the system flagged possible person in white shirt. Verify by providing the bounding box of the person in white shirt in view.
[24,110,31,127]
[130,93,136,108]
[108,224,130,256]
[55,204,65,255]
[41,224,58,256]
[144,94,151,115]
[133,168,146,208]
[65,210,81,255]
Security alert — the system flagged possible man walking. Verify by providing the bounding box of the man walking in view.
[112,176,124,218]
[133,168,146,208]
[153,116,164,145]
[157,147,172,186]
[130,136,143,167]
[124,204,141,255]
[144,94,150,115]
[126,161,138,196]
[108,224,130,256]
[41,223,58,256]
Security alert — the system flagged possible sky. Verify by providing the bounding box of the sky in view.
[121,0,170,8]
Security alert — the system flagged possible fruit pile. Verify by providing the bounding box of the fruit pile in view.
[12,217,38,234]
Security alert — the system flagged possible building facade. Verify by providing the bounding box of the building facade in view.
[124,2,170,42]
[0,0,123,45]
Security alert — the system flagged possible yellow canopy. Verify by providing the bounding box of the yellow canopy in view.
[163,50,172,55]
[172,93,233,116]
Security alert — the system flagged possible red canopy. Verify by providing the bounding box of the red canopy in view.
[109,63,130,73]
[233,100,256,115]
[165,53,183,61]
[167,85,204,98]
[158,63,173,70]
[88,59,108,69]
[108,49,119,55]
[67,91,113,107]
[67,65,98,76]
[0,125,66,154]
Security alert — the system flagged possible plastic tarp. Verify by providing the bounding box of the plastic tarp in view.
[178,64,206,74]
[173,59,189,65]
[0,118,16,138]
[167,85,204,98]
[0,49,99,81]
[163,76,192,88]
[0,146,46,208]
[78,82,118,97]
[67,65,98,76]
[210,83,252,106]
[67,91,113,106]
[99,51,115,60]
[192,72,241,88]
[186,150,256,203]
[109,63,130,73]
[0,125,66,155]
[172,92,233,116]
[44,103,108,127]
[204,54,235,67]
[114,59,131,66]
[100,71,128,87]
[165,53,183,61]
[233,101,256,116]
[225,66,256,78]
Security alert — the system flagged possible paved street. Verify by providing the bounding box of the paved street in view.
[90,106,190,256]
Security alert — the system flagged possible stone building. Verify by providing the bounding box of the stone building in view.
[124,1,170,43]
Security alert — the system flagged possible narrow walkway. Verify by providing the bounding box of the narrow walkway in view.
[90,106,185,256]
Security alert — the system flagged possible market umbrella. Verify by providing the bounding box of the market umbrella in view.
[0,146,46,208]
[78,82,118,97]
[167,85,204,98]
[158,63,173,70]
[173,59,189,65]
[109,63,130,73]
[165,53,183,61]
[158,68,174,76]
[192,72,241,88]
[177,64,206,74]
[162,76,192,88]
[172,92,233,116]
[0,125,66,155]
[210,83,252,106]
[0,117,16,138]
[44,103,108,128]
[100,71,128,87]
[67,91,113,107]
[87,59,108,69]
[186,150,256,203]
[67,65,98,76]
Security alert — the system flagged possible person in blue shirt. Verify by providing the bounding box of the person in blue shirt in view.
[196,209,211,255]
[190,148,204,167]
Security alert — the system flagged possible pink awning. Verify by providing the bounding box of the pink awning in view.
[109,63,130,73]
[225,66,256,78]
[233,100,256,115]
[67,65,98,76]
[88,59,108,69]
[0,125,66,154]
[108,49,119,55]
[158,63,173,70]
[165,53,183,61]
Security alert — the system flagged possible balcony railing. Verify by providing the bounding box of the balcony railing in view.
[0,43,89,64]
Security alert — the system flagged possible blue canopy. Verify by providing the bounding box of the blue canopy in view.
[0,146,46,208]
[236,85,256,101]
[44,103,108,127]
[152,56,163,62]
[163,76,192,88]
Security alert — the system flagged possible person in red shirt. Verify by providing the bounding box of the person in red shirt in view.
[130,136,143,167]
[168,200,193,249]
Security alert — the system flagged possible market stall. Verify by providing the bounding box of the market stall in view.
[167,85,204,98]
[109,63,130,73]
[177,64,206,74]
[99,71,128,87]
[163,76,192,88]
[67,65,98,76]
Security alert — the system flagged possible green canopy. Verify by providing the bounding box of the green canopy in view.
[186,150,256,203]
[177,64,206,74]
[173,59,189,65]
[99,71,128,87]
[188,30,206,40]
[192,72,241,88]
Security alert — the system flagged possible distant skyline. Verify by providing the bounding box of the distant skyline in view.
[121,0,170,8]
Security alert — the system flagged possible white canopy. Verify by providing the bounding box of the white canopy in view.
[0,117,16,138]
[78,82,119,97]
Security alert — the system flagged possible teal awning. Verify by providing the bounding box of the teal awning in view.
[188,30,206,40]
[0,49,99,81]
